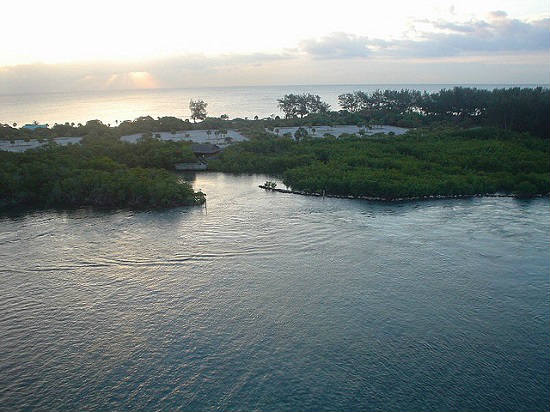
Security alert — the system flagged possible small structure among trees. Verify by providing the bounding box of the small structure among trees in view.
[191,143,221,156]
[189,99,208,122]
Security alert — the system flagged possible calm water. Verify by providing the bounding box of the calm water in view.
[1,84,546,126]
[1,173,549,412]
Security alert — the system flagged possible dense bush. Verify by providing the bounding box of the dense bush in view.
[209,128,550,199]
[0,136,204,209]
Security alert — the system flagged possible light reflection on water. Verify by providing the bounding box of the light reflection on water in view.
[0,173,549,411]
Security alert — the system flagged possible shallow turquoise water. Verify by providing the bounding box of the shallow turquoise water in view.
[1,173,549,411]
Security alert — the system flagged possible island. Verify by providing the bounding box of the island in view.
[1,87,548,210]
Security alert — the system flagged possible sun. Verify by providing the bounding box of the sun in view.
[128,72,157,89]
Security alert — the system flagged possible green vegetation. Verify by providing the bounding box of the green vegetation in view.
[265,87,550,140]
[0,115,269,141]
[336,87,550,139]
[189,99,208,123]
[277,93,331,118]
[210,127,549,199]
[2,87,548,142]
[0,136,205,210]
[1,86,548,206]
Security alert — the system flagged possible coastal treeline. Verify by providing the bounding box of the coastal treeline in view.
[3,87,547,142]
[266,87,549,139]
[209,127,549,199]
[336,87,549,138]
[0,136,204,209]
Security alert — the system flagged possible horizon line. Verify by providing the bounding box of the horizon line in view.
[1,83,549,97]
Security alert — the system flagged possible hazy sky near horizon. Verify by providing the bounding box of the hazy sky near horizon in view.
[0,0,548,93]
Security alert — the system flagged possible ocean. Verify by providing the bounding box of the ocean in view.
[1,84,546,127]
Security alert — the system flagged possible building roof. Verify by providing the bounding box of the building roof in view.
[22,124,48,130]
[191,143,221,154]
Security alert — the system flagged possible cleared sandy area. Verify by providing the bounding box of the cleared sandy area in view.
[0,137,82,153]
[0,130,248,152]
[269,124,408,138]
[0,125,406,152]
[120,130,247,146]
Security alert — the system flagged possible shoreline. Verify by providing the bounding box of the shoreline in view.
[258,185,549,202]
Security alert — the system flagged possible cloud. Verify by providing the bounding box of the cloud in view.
[432,21,489,33]
[0,11,547,94]
[0,52,293,94]
[489,10,508,19]
[299,33,371,59]
[300,13,550,59]
[409,14,549,57]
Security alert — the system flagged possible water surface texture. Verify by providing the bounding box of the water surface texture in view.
[1,173,549,411]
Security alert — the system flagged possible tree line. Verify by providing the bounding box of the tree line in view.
[337,87,549,138]
[275,87,549,139]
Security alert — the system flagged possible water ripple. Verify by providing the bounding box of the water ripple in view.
[0,173,548,412]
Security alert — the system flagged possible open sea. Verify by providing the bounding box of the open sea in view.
[1,173,549,411]
[1,84,547,126]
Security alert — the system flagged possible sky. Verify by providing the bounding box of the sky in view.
[0,0,548,93]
